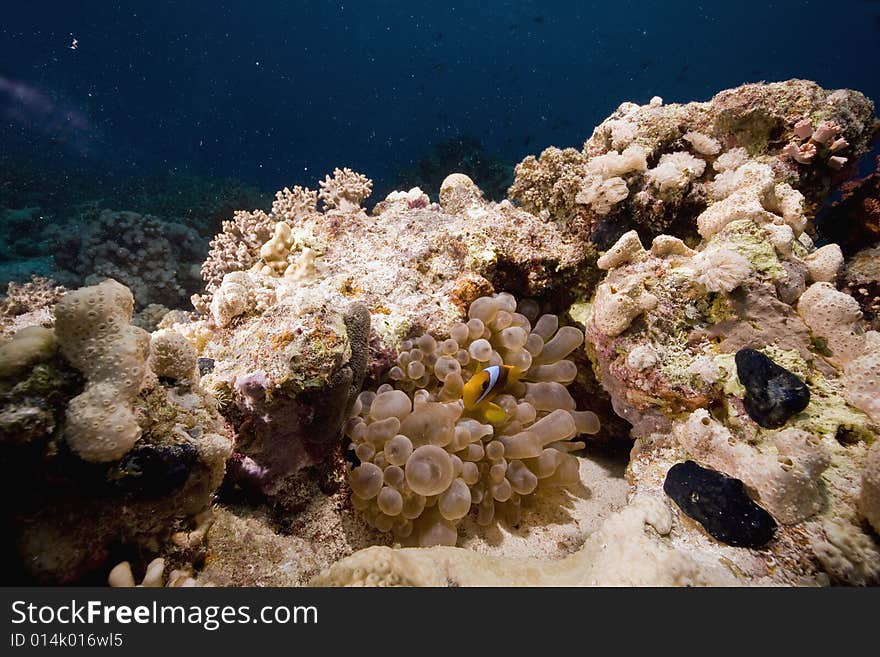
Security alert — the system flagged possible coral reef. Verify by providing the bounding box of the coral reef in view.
[0,279,231,583]
[54,210,206,309]
[4,79,879,587]
[197,210,276,300]
[320,82,877,586]
[509,80,876,249]
[345,292,598,546]
[195,186,319,307]
[0,276,66,339]
[175,168,608,504]
[576,195,878,582]
[319,167,373,212]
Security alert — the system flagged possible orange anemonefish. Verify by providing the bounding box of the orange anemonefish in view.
[462,364,523,424]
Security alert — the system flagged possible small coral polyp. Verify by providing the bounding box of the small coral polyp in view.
[345,292,599,547]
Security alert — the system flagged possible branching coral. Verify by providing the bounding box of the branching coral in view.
[196,186,321,312]
[782,118,850,169]
[271,185,318,222]
[318,167,373,212]
[0,275,66,338]
[0,276,66,319]
[345,292,598,546]
[200,209,275,295]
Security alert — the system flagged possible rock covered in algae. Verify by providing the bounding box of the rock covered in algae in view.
[735,348,810,429]
[0,279,232,584]
[663,460,777,548]
[577,184,880,582]
[171,168,608,500]
[509,80,877,249]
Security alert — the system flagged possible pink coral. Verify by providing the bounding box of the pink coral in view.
[793,118,814,140]
[782,141,816,164]
[812,121,841,146]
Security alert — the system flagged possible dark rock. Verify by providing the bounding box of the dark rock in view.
[663,460,777,548]
[197,357,215,376]
[735,348,810,429]
[112,442,199,497]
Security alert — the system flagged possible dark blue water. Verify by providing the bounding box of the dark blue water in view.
[1,1,879,287]
[4,1,879,190]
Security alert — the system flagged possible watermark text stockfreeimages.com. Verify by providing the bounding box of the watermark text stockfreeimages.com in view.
[10,599,317,632]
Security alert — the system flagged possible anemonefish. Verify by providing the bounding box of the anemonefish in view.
[462,364,522,424]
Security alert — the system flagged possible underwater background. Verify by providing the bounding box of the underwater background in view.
[3,1,880,587]
[2,0,880,287]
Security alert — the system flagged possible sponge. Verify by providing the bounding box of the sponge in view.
[54,279,150,462]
